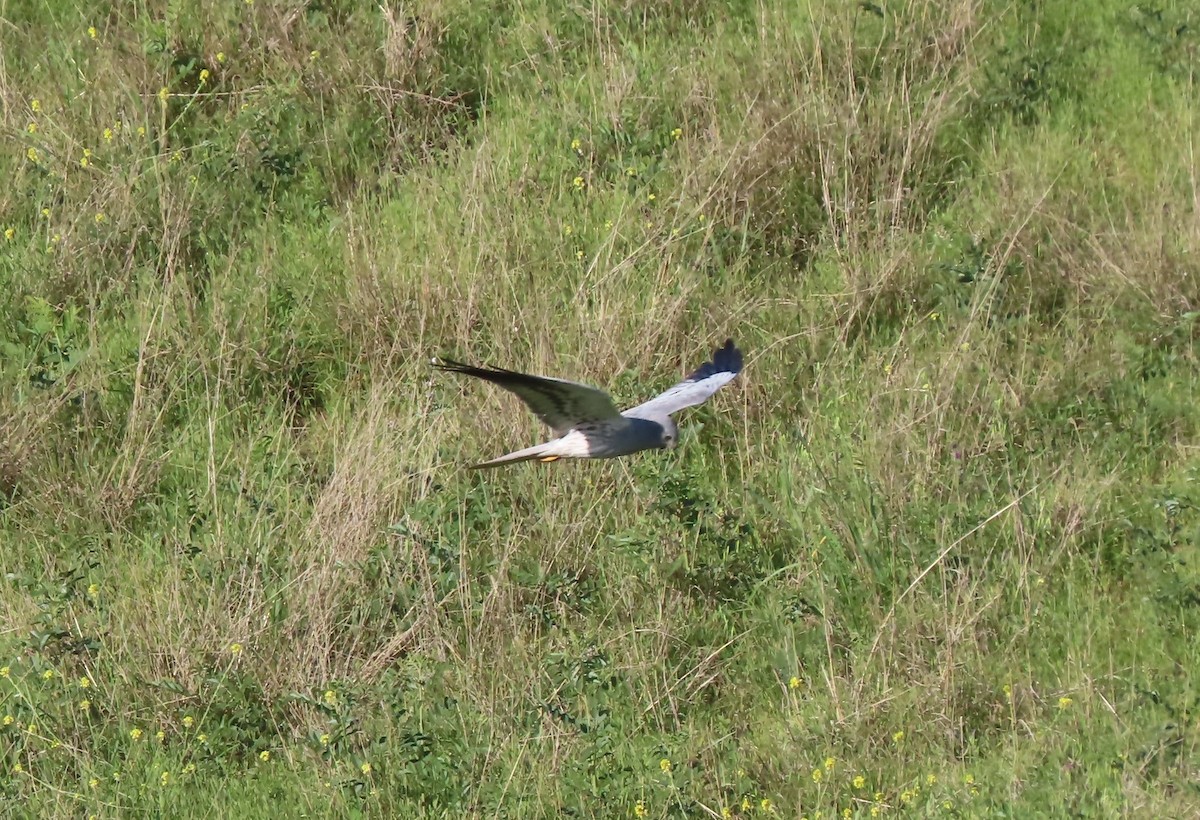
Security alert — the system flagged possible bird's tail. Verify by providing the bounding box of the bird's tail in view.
[470,442,564,470]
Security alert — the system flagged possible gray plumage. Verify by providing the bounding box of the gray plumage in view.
[435,339,743,469]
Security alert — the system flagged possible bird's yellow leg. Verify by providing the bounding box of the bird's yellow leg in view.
[539,455,561,462]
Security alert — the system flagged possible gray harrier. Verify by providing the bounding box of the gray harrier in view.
[435,339,743,469]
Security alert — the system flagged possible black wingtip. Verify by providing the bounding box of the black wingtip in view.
[432,358,463,374]
[434,355,527,376]
[713,338,744,374]
[682,339,743,382]
[433,357,493,376]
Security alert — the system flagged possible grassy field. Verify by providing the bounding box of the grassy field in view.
[2,0,1199,816]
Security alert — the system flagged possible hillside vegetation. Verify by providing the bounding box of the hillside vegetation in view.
[2,0,1198,816]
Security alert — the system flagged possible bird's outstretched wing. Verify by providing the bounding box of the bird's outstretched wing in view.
[624,339,743,419]
[434,358,621,436]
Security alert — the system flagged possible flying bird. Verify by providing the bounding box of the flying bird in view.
[435,339,743,469]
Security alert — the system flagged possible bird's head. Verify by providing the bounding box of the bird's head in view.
[657,416,679,450]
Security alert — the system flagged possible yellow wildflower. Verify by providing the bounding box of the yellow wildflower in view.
[183,716,194,728]
[760,798,773,812]
[309,50,320,61]
[2,229,11,241]
[229,643,243,656]
[319,733,330,746]
[155,730,165,742]
[79,699,91,711]
[671,127,682,140]
[216,52,226,63]
[259,750,270,762]
[570,137,581,151]
[27,122,37,133]
[183,763,196,774]
[812,768,823,783]
[88,26,97,39]
[103,128,113,142]
[360,762,371,775]
[42,669,54,680]
[197,733,207,743]
[130,728,143,741]
[94,213,106,224]
[160,771,170,786]
[659,758,671,773]
[853,775,866,789]
[892,730,905,743]
[31,98,41,112]
[634,800,647,818]
[572,176,585,190]
[79,677,91,688]
[2,715,12,725]
[199,69,210,85]
[87,583,99,597]
[158,87,169,104]
[89,777,99,788]
[788,675,801,690]
[825,756,836,771]
[26,147,39,163]
[1058,696,1073,709]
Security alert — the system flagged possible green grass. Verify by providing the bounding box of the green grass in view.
[2,0,1199,816]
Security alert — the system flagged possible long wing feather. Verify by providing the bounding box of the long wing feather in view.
[624,339,743,419]
[434,358,621,436]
